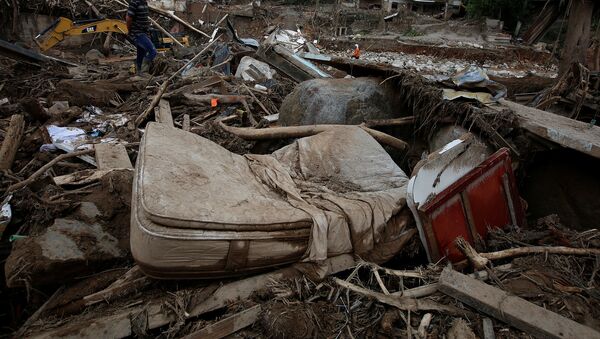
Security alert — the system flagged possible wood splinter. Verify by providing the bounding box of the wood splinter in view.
[0,114,25,170]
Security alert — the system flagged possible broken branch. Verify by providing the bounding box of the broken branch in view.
[6,149,95,193]
[333,277,467,316]
[457,237,600,270]
[135,38,220,126]
[218,120,409,150]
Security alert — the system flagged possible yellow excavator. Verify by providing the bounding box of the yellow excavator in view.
[34,17,189,52]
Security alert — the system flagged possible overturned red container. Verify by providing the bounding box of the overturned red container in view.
[408,141,525,263]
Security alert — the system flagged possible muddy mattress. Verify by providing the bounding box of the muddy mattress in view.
[132,123,410,279]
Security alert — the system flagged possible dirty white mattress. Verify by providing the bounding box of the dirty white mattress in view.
[131,123,410,278]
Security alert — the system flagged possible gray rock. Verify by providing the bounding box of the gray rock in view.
[4,218,124,287]
[78,201,101,220]
[279,78,401,126]
[85,49,104,62]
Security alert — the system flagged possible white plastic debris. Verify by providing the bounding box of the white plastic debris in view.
[45,125,96,165]
[0,195,12,236]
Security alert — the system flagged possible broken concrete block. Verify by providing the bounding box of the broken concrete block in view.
[4,218,125,287]
[235,56,275,82]
[279,77,400,126]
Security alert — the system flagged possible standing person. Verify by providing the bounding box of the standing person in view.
[352,44,360,59]
[127,0,157,74]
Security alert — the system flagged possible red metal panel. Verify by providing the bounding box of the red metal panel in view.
[464,162,511,239]
[429,195,472,262]
[419,148,525,262]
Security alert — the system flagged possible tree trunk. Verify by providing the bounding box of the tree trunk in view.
[559,0,594,75]
[379,0,386,31]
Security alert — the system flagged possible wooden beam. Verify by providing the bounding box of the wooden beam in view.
[155,99,174,127]
[0,114,24,170]
[438,267,600,339]
[94,143,133,169]
[501,99,600,159]
[182,305,261,339]
[28,254,355,339]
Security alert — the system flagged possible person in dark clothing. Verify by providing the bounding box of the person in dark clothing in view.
[127,0,157,74]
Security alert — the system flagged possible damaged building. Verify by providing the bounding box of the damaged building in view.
[0,0,599,338]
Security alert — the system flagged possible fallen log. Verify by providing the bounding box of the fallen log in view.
[438,267,600,339]
[0,114,24,170]
[135,38,220,126]
[6,149,95,193]
[333,277,467,316]
[218,120,409,151]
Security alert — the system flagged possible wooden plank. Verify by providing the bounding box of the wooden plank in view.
[182,305,261,339]
[501,99,600,159]
[438,267,600,339]
[0,114,24,170]
[155,99,174,127]
[29,254,355,339]
[94,143,133,169]
[53,168,132,186]
[183,114,190,131]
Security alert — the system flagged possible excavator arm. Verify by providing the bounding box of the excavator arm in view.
[35,17,128,52]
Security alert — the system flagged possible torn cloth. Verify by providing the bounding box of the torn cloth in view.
[246,126,408,261]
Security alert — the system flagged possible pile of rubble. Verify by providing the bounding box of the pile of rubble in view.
[0,1,600,338]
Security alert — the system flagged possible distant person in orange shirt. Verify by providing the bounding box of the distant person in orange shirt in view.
[352,44,360,59]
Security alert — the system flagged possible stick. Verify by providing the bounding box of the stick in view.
[373,270,390,295]
[391,263,513,297]
[333,278,467,316]
[0,114,24,170]
[135,38,220,126]
[149,17,184,48]
[457,237,600,270]
[361,261,424,279]
[242,84,271,116]
[364,116,415,128]
[218,120,409,150]
[6,149,95,193]
[456,237,489,270]
[183,114,190,131]
[417,313,432,339]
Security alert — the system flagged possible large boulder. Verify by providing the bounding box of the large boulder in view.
[279,78,400,126]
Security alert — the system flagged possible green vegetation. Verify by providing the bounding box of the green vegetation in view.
[403,27,423,37]
[465,0,529,30]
